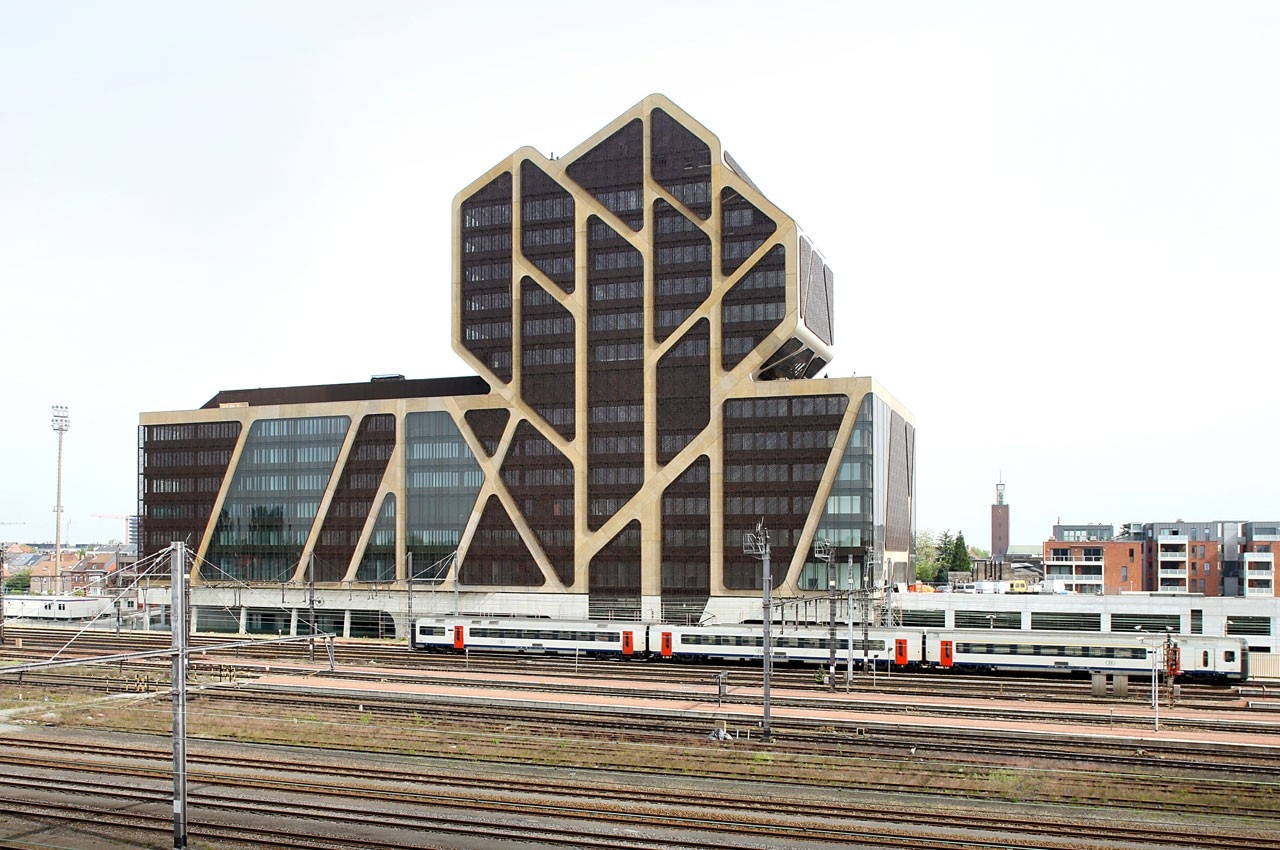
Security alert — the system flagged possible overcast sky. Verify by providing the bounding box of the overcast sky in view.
[3,2,1277,550]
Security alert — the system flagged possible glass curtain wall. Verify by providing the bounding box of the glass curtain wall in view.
[205,416,349,582]
[805,395,874,589]
[356,495,396,582]
[406,412,483,582]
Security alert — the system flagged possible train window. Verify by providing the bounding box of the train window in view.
[1203,651,1209,666]
[1224,650,1236,663]
[1065,646,1081,657]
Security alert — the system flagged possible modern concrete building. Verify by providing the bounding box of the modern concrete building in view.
[137,95,916,632]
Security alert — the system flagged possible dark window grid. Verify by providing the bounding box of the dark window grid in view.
[140,425,236,562]
[462,203,512,229]
[500,424,575,585]
[589,518,643,595]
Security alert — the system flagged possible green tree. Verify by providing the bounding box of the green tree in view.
[950,531,972,574]
[935,530,954,575]
[913,530,941,582]
[4,571,31,594]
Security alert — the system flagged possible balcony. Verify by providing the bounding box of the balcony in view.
[1244,580,1274,596]
[1160,567,1187,579]
[1158,550,1187,562]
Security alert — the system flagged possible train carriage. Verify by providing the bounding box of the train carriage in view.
[925,629,1248,681]
[412,617,647,658]
[653,623,924,667]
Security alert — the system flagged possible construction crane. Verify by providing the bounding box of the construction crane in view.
[90,513,134,544]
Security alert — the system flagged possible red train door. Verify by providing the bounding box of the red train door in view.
[661,631,673,658]
[940,640,954,667]
[894,638,909,666]
[622,631,634,656]
[453,625,465,650]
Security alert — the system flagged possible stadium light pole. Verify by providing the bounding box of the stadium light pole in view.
[51,405,70,597]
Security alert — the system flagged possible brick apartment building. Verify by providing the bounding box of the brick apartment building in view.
[1043,520,1279,597]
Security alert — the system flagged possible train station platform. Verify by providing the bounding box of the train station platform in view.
[243,665,1280,751]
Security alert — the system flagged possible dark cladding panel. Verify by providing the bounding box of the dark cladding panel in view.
[805,254,834,346]
[501,420,574,585]
[652,199,711,344]
[661,456,710,599]
[657,319,710,465]
[138,420,242,568]
[798,237,813,317]
[587,215,644,530]
[885,411,911,553]
[721,244,787,371]
[589,519,642,598]
[519,277,575,441]
[566,118,644,231]
[650,108,711,220]
[720,186,776,276]
[520,160,576,293]
[463,408,510,458]
[460,172,514,383]
[461,494,545,586]
[722,395,848,589]
[313,414,395,582]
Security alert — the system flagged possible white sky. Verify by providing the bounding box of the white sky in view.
[2,1,1277,550]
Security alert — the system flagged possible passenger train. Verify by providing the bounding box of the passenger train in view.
[410,616,1250,681]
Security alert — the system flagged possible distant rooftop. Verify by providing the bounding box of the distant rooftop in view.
[202,375,490,409]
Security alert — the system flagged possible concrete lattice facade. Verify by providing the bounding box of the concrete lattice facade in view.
[138,95,915,622]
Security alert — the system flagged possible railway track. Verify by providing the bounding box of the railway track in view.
[0,625,1246,707]
[0,735,1275,850]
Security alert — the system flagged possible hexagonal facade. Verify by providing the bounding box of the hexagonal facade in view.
[138,95,914,623]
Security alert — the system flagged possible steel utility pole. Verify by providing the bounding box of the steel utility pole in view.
[170,541,188,849]
[51,406,70,597]
[863,544,875,676]
[813,539,836,692]
[743,521,772,741]
[308,553,317,662]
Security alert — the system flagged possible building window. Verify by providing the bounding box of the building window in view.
[1121,566,1128,582]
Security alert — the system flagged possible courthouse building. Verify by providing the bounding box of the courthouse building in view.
[138,95,915,628]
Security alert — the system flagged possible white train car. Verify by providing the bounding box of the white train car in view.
[3,595,127,621]
[924,629,1248,681]
[897,591,1279,653]
[652,623,924,667]
[411,616,647,658]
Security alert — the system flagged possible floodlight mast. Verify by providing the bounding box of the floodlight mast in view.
[51,405,70,597]
[743,521,772,741]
